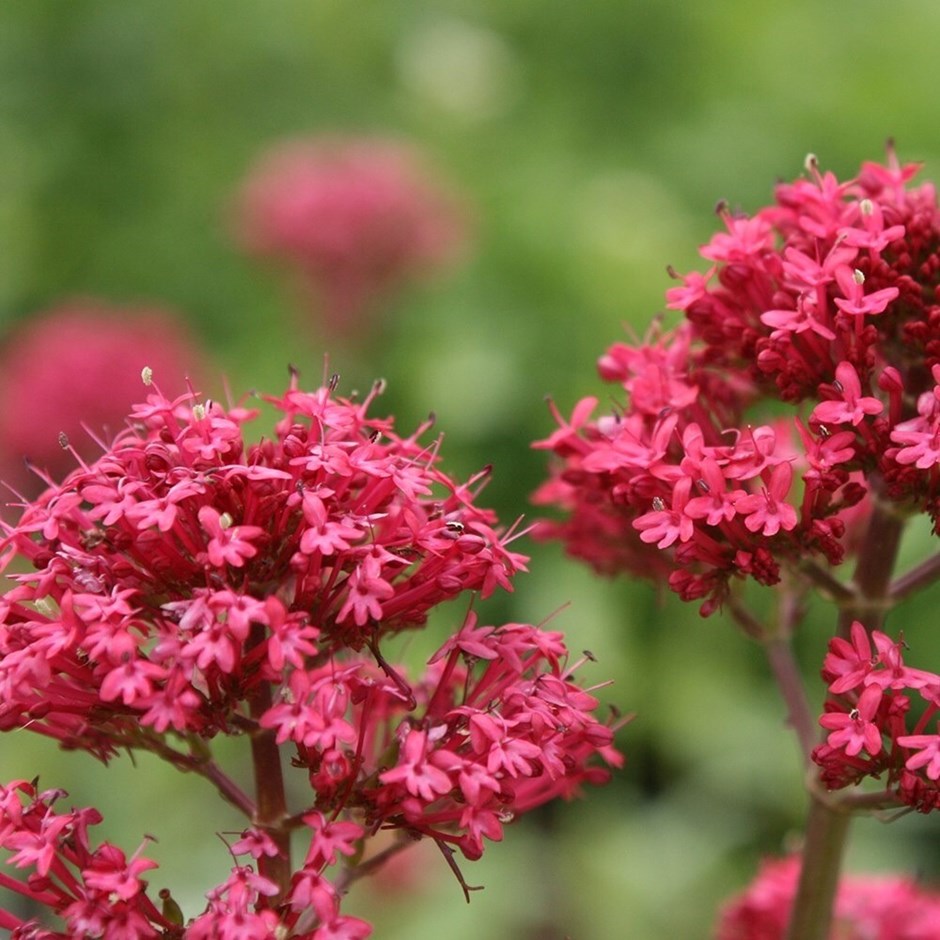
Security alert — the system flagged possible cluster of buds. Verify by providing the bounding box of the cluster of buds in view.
[814,621,940,812]
[535,148,940,616]
[235,136,468,338]
[715,854,940,939]
[0,371,619,937]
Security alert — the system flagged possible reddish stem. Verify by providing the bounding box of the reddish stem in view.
[785,493,905,940]
[246,625,292,900]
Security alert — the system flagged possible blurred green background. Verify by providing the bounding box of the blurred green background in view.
[3,1,940,937]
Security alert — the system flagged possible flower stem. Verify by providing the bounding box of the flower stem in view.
[786,491,905,940]
[246,625,292,900]
[889,550,940,604]
[784,796,851,940]
[764,634,816,763]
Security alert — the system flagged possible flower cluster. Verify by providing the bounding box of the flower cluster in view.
[812,621,940,812]
[535,150,940,614]
[0,372,619,936]
[715,854,940,939]
[0,300,204,497]
[235,136,468,337]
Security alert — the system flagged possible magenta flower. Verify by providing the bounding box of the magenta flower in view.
[813,622,940,809]
[898,727,940,781]
[732,460,799,536]
[811,360,883,427]
[819,684,884,757]
[0,373,620,935]
[235,136,469,338]
[831,264,899,319]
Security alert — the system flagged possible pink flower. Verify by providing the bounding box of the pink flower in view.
[822,619,876,693]
[379,728,454,801]
[633,476,694,548]
[716,855,940,940]
[832,264,899,319]
[235,136,469,337]
[819,684,884,757]
[0,300,205,495]
[811,360,883,427]
[732,461,799,537]
[898,727,940,781]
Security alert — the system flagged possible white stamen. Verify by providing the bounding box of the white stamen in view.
[853,268,865,286]
[141,366,153,386]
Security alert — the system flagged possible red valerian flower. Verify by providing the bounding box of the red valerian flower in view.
[813,621,940,810]
[234,136,469,338]
[715,854,940,940]
[535,150,940,614]
[0,372,620,935]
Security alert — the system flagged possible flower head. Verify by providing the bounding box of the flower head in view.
[535,150,940,614]
[0,371,620,933]
[235,136,469,337]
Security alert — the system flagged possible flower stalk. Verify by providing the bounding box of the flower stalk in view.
[535,149,940,934]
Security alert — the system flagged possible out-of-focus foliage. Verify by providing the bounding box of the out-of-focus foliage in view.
[1,1,939,937]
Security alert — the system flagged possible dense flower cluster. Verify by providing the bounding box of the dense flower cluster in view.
[534,150,940,614]
[715,854,940,939]
[0,372,619,936]
[235,136,467,337]
[0,300,204,496]
[811,621,940,812]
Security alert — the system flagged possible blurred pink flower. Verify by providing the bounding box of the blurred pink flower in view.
[716,855,940,939]
[0,300,205,494]
[234,136,469,337]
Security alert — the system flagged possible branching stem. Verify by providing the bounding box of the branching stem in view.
[785,491,906,940]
